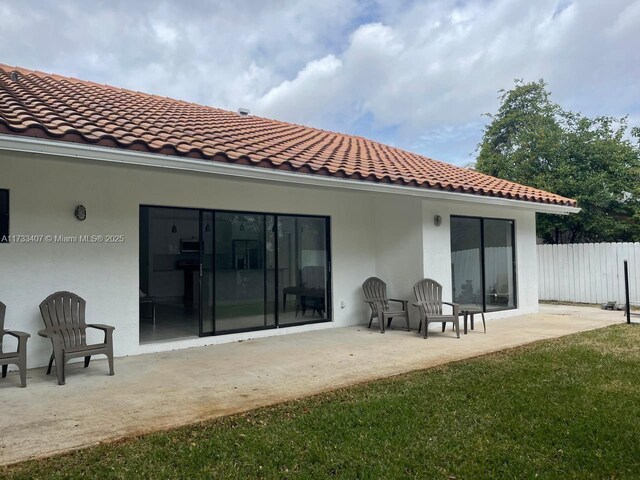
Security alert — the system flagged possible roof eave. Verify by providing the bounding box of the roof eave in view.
[0,134,580,215]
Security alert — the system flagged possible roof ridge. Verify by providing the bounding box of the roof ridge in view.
[0,63,212,109]
[0,63,379,143]
[0,64,471,167]
[0,63,577,207]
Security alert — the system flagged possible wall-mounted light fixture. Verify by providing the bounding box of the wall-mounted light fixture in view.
[433,214,442,227]
[75,205,87,221]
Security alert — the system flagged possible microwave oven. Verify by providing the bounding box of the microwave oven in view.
[180,238,200,253]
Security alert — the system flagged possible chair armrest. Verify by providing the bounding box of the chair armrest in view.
[38,329,65,350]
[38,329,56,338]
[87,324,115,332]
[411,302,427,317]
[389,298,408,306]
[4,330,30,339]
[364,299,387,314]
[442,302,460,316]
[87,324,114,345]
[4,330,30,354]
[364,299,386,306]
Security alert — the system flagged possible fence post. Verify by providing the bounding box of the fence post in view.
[624,260,631,324]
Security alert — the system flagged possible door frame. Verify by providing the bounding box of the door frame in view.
[140,204,332,339]
[450,214,518,313]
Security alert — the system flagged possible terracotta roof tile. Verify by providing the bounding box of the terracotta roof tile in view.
[0,64,576,207]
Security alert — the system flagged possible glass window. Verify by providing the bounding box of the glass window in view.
[450,216,516,312]
[139,207,201,343]
[278,216,328,325]
[214,212,274,333]
[0,189,8,243]
[139,206,330,343]
[450,217,483,309]
[484,219,516,311]
[266,215,277,326]
[201,211,214,335]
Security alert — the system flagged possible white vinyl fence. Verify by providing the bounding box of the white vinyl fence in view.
[537,242,640,305]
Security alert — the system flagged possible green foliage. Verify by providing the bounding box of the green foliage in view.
[476,79,640,243]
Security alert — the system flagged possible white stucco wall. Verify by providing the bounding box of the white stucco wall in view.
[421,199,539,319]
[369,196,539,329]
[1,152,380,367]
[372,195,425,327]
[0,150,539,368]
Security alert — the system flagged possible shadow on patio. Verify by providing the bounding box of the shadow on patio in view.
[0,304,621,466]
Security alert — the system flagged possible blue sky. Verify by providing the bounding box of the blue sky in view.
[1,0,638,166]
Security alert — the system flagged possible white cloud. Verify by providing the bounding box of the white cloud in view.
[250,0,640,162]
[256,55,344,123]
[0,0,638,164]
[151,22,179,45]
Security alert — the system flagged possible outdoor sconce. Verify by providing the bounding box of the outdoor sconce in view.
[433,215,442,227]
[75,205,87,221]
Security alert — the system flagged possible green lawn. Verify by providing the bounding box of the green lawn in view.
[3,324,640,479]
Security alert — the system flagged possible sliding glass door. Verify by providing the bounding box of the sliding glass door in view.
[213,212,275,333]
[483,219,516,311]
[278,216,329,325]
[140,206,330,342]
[450,217,483,309]
[451,216,516,312]
[139,206,202,343]
[199,210,329,336]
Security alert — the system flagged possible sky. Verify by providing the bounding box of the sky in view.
[0,0,638,166]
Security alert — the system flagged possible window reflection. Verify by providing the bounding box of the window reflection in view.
[451,217,483,309]
[450,216,516,312]
[279,216,328,325]
[214,213,272,332]
[484,219,516,311]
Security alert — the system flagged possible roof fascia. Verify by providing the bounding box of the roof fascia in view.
[0,134,580,215]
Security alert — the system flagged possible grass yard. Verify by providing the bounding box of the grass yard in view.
[3,324,640,479]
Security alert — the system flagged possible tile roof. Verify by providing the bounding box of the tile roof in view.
[0,64,576,207]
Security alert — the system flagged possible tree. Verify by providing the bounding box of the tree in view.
[476,79,640,244]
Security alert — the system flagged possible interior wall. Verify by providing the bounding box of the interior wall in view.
[146,207,200,301]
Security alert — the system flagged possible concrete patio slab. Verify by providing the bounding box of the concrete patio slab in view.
[0,304,622,465]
